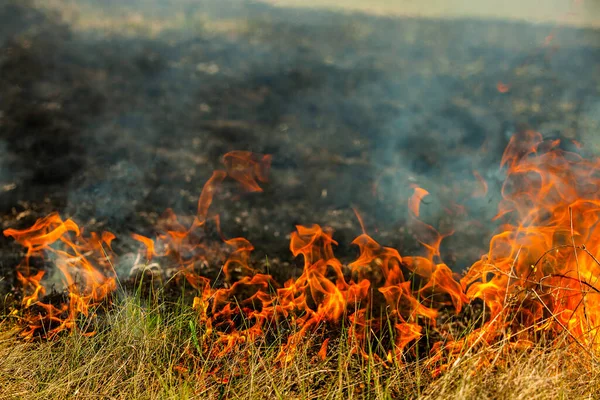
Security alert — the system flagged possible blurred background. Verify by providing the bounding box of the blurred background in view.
[266,0,600,27]
[0,0,599,287]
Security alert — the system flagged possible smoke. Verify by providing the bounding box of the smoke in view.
[1,0,599,273]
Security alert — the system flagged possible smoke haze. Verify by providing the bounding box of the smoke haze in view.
[1,0,599,273]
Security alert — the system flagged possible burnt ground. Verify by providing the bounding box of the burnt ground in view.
[1,0,599,296]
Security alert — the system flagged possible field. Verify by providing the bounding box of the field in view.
[1,1,600,399]
[1,296,599,399]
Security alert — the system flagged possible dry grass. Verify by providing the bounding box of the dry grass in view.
[1,295,599,400]
[422,345,600,400]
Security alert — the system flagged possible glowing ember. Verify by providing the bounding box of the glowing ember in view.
[496,82,510,93]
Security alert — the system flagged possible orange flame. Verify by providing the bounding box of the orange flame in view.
[8,133,600,373]
[472,170,488,198]
[4,213,116,338]
[496,82,510,93]
[223,151,272,193]
[460,130,600,360]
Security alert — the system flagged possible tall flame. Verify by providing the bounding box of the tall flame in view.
[461,131,600,352]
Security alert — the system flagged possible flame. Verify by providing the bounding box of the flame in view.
[6,132,600,374]
[0,147,479,364]
[408,186,430,218]
[458,131,600,362]
[496,82,510,93]
[4,213,116,339]
[222,151,272,193]
[472,170,488,198]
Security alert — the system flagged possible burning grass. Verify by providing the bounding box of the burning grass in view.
[3,132,600,398]
[0,296,598,399]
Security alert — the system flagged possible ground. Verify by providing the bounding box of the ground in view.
[2,0,599,281]
[0,1,600,397]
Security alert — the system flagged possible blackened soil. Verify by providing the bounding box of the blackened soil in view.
[1,0,599,296]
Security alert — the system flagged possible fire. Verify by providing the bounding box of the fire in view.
[4,213,117,339]
[460,131,600,354]
[472,170,488,198]
[4,133,600,373]
[222,151,272,193]
[496,81,510,93]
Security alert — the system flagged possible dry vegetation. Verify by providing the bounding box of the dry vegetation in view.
[1,293,598,400]
[3,2,600,399]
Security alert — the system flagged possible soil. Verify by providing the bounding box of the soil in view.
[1,0,599,297]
